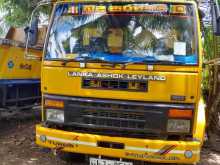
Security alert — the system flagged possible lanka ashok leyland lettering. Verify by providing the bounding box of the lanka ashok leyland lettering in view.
[67,72,167,81]
[36,0,205,164]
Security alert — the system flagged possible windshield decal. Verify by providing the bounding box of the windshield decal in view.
[108,4,168,13]
[170,5,187,14]
[64,4,191,15]
[174,42,186,56]
[68,5,79,14]
[66,4,170,15]
[82,5,107,14]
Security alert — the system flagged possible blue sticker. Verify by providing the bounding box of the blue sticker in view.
[8,60,14,69]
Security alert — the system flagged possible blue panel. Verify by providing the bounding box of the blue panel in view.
[0,79,40,85]
[79,52,198,65]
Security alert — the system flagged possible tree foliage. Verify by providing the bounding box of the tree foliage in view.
[0,0,48,27]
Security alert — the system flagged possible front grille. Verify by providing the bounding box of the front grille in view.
[44,94,195,138]
[64,98,169,137]
[83,109,146,130]
[82,78,148,92]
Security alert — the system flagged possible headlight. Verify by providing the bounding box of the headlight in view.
[46,109,64,123]
[167,119,190,133]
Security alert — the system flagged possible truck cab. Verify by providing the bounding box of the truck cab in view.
[36,0,205,164]
[0,27,43,111]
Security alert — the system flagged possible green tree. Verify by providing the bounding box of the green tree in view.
[0,0,41,27]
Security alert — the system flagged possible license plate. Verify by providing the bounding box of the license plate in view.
[90,157,133,165]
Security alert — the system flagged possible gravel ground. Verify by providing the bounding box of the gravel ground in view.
[0,109,220,165]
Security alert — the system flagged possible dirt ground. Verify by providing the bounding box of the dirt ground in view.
[0,109,220,165]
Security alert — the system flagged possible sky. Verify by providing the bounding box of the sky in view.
[0,11,9,38]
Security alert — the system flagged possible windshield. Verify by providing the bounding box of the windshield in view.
[46,3,198,65]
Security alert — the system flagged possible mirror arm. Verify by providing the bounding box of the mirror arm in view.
[25,0,53,60]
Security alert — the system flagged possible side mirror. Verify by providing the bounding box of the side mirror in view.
[24,17,38,47]
[24,16,41,60]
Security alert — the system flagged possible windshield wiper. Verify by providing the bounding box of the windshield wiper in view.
[61,59,78,66]
[152,61,185,65]
[83,57,127,68]
[124,60,185,66]
[60,56,107,66]
[61,56,185,67]
[60,56,121,67]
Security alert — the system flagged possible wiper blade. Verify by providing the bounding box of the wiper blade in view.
[61,56,119,66]
[154,61,184,65]
[123,60,184,66]
[61,59,78,66]
[82,56,126,64]
[83,57,109,63]
[59,55,107,66]
[83,57,131,68]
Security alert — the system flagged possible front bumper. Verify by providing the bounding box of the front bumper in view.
[36,124,201,164]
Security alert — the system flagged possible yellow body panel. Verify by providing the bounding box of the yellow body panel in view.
[0,45,41,79]
[36,124,201,164]
[42,66,199,103]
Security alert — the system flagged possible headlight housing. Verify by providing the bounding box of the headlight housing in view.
[167,119,190,133]
[46,109,64,123]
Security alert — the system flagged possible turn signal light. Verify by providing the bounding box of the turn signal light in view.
[168,109,192,119]
[44,99,64,108]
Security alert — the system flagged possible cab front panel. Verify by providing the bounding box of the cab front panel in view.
[42,67,199,104]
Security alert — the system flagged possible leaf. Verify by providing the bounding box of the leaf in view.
[0,0,51,27]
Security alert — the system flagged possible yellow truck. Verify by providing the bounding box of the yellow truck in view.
[0,27,43,111]
[36,0,206,164]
